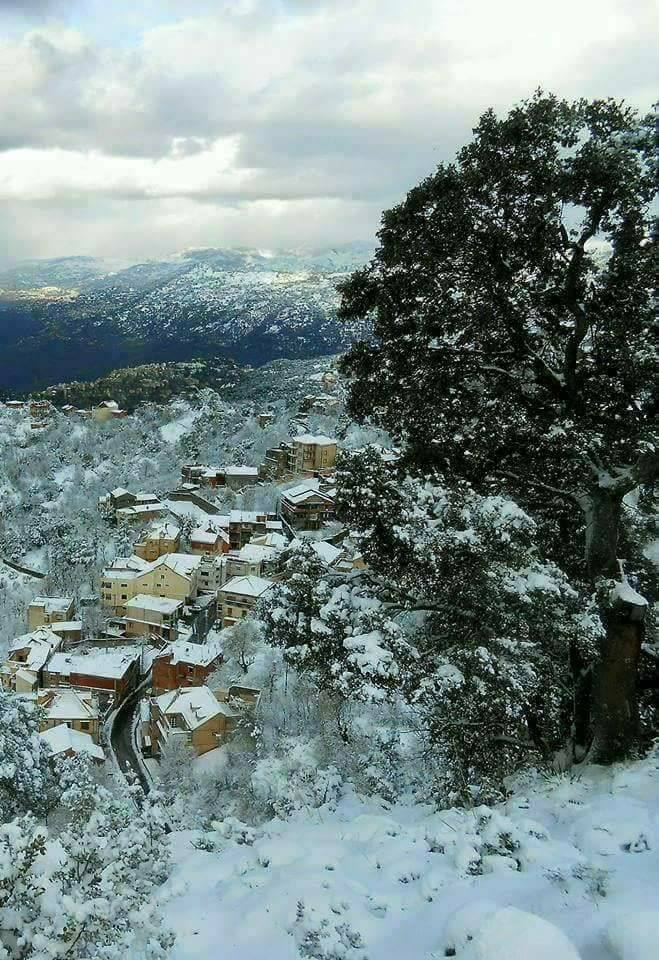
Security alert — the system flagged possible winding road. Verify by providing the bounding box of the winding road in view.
[110,685,151,794]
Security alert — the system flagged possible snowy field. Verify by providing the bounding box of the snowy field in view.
[164,752,659,960]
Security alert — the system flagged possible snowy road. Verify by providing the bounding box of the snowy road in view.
[110,686,151,794]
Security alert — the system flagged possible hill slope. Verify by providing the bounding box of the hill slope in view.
[0,245,371,393]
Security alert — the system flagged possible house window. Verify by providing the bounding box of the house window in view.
[80,721,90,730]
[121,594,127,600]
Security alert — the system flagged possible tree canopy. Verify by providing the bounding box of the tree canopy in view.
[338,92,657,761]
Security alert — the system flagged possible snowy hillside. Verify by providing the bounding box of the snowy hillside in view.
[165,752,659,960]
[0,245,372,393]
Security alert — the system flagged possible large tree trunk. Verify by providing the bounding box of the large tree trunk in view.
[584,488,645,763]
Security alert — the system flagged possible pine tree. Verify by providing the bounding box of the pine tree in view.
[338,93,657,761]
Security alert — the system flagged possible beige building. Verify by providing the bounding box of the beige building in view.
[291,434,338,474]
[27,596,75,631]
[37,688,101,742]
[124,594,182,642]
[91,400,127,422]
[49,620,83,644]
[100,553,201,616]
[219,575,273,628]
[134,521,181,561]
[150,685,240,757]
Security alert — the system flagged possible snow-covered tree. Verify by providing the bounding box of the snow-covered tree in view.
[0,691,56,823]
[0,774,173,959]
[338,93,657,761]
[262,453,601,802]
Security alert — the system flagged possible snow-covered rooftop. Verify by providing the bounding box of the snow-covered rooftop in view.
[156,685,237,729]
[237,543,277,563]
[40,724,105,761]
[191,528,223,544]
[102,554,152,579]
[224,465,259,477]
[153,553,202,578]
[125,594,182,615]
[282,481,335,505]
[116,502,165,516]
[229,510,264,523]
[143,520,181,540]
[49,620,83,632]
[8,627,61,669]
[29,596,73,614]
[250,531,288,551]
[310,541,343,565]
[38,687,98,720]
[160,639,223,668]
[220,575,273,599]
[46,649,140,680]
[293,434,336,446]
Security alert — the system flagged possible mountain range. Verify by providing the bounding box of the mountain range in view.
[0,244,372,394]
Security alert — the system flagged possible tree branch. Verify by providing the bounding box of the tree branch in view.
[492,469,581,505]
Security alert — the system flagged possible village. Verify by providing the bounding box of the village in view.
[0,370,372,782]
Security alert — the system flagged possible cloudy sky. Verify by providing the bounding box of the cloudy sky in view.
[0,0,656,263]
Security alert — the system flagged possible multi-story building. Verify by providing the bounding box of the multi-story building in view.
[197,555,226,594]
[279,480,336,531]
[149,685,240,757]
[223,466,259,491]
[180,464,258,491]
[27,596,75,631]
[134,521,181,561]
[151,639,224,695]
[261,442,294,480]
[189,527,229,556]
[124,594,182,642]
[224,542,280,581]
[228,511,282,550]
[180,464,223,487]
[218,575,273,628]
[100,553,201,616]
[42,649,140,702]
[290,435,338,474]
[37,688,101,742]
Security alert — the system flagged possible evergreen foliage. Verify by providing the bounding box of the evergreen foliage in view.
[337,92,657,761]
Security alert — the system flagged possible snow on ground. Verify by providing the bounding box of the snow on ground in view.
[22,546,48,572]
[163,751,659,960]
[53,464,76,485]
[160,405,199,444]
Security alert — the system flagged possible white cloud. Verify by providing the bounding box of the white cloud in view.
[0,0,655,259]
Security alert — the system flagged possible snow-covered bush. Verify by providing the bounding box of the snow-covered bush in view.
[290,900,368,960]
[251,736,343,818]
[0,778,173,959]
